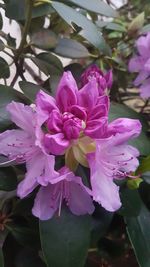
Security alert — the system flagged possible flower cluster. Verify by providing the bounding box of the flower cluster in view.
[128,32,150,99]
[0,65,141,220]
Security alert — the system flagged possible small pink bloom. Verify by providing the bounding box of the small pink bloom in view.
[128,32,150,98]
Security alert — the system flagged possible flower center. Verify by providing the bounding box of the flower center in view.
[62,112,85,140]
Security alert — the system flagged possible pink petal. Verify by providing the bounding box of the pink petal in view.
[56,71,78,112]
[108,118,141,142]
[68,181,95,215]
[128,56,145,73]
[85,117,108,139]
[69,105,87,121]
[134,71,149,86]
[32,184,60,220]
[7,102,35,135]
[0,130,34,161]
[78,79,99,110]
[36,90,57,126]
[88,104,107,120]
[17,152,57,198]
[140,78,150,98]
[88,154,121,212]
[136,35,150,57]
[44,133,70,155]
[47,109,63,133]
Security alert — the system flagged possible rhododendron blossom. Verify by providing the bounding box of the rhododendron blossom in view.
[0,66,142,220]
[128,32,150,98]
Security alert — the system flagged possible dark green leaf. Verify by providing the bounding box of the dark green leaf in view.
[31,29,58,50]
[19,81,42,102]
[15,248,46,267]
[0,57,10,78]
[32,52,63,76]
[5,0,53,20]
[0,167,17,191]
[138,156,150,174]
[126,203,150,267]
[55,38,89,58]
[52,1,111,54]
[142,172,150,184]
[40,207,91,267]
[0,40,5,51]
[140,24,150,34]
[49,74,61,96]
[109,103,150,155]
[69,0,117,17]
[0,12,3,30]
[97,21,126,32]
[0,85,25,131]
[91,206,113,247]
[119,188,142,217]
[64,63,84,85]
[0,248,4,267]
[11,226,40,249]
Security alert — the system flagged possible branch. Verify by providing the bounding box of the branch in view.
[15,0,33,60]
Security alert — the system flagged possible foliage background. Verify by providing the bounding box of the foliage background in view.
[0,0,150,266]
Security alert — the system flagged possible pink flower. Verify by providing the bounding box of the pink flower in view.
[81,65,113,95]
[88,118,141,212]
[32,167,94,220]
[128,33,150,98]
[0,101,94,220]
[0,69,142,219]
[36,71,109,155]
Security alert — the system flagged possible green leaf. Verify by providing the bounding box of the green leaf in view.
[97,21,126,32]
[0,40,5,51]
[140,24,150,34]
[0,167,17,191]
[125,203,150,267]
[0,85,25,131]
[15,249,46,267]
[19,81,42,102]
[0,57,10,78]
[128,12,145,35]
[40,207,91,267]
[91,206,113,247]
[127,178,143,190]
[109,103,150,155]
[0,12,3,30]
[68,0,117,17]
[138,156,150,174]
[119,188,142,217]
[11,226,40,249]
[52,1,111,55]
[31,29,58,50]
[5,0,53,20]
[0,249,4,267]
[55,38,89,58]
[142,172,150,184]
[32,52,63,76]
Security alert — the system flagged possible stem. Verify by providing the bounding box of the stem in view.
[15,0,33,60]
